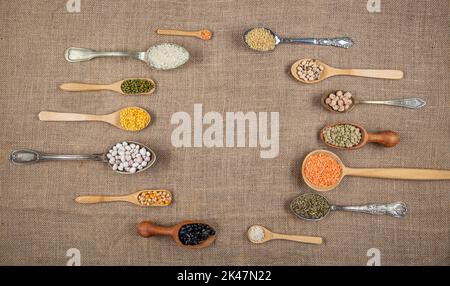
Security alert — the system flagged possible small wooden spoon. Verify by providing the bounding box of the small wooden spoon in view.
[320,122,399,150]
[247,225,323,245]
[137,220,216,249]
[302,149,450,192]
[291,58,403,83]
[156,29,213,40]
[38,106,151,131]
[59,78,156,95]
[75,190,172,207]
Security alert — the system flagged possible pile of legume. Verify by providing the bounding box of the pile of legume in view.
[244,27,276,52]
[119,107,150,131]
[178,223,216,246]
[248,225,265,242]
[106,142,152,174]
[120,79,154,94]
[137,190,171,206]
[303,152,342,188]
[324,90,353,112]
[296,59,324,81]
[322,124,362,148]
[290,193,330,220]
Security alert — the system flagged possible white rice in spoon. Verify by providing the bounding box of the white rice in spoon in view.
[146,43,189,70]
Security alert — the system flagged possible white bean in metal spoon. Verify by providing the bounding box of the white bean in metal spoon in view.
[64,43,189,70]
[9,141,156,174]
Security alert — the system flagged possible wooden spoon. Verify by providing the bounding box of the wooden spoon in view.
[291,58,403,83]
[137,220,216,249]
[247,225,323,245]
[75,190,172,207]
[302,149,450,192]
[38,106,151,131]
[320,122,399,150]
[156,29,213,40]
[59,78,156,95]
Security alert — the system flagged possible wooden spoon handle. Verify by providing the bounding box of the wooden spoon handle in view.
[367,131,400,147]
[38,111,101,122]
[342,69,403,79]
[75,195,130,204]
[156,29,198,37]
[137,221,174,237]
[345,168,450,180]
[60,83,110,92]
[272,233,323,245]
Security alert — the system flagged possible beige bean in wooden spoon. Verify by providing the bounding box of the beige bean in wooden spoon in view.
[247,225,323,245]
[38,106,151,131]
[291,58,403,83]
[302,149,450,192]
[156,29,213,40]
[75,190,172,207]
[59,78,156,96]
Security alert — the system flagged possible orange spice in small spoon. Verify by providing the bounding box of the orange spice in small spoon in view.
[156,29,213,41]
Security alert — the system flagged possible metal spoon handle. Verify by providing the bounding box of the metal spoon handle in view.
[40,153,104,161]
[9,149,104,164]
[332,202,407,218]
[359,98,426,109]
[65,47,145,62]
[281,37,353,48]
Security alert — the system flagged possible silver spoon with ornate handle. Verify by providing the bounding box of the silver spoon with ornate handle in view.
[9,141,156,175]
[321,93,426,113]
[64,43,189,70]
[243,27,353,51]
[290,193,407,222]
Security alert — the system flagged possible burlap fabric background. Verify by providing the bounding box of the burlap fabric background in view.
[0,0,448,265]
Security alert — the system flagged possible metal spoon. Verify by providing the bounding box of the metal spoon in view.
[290,193,407,222]
[64,43,189,70]
[291,58,403,83]
[243,27,353,51]
[60,78,156,96]
[247,225,323,245]
[9,141,156,175]
[320,92,426,113]
[38,106,151,131]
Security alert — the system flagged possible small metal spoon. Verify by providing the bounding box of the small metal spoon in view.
[9,141,156,175]
[243,27,353,51]
[320,93,426,113]
[290,193,408,221]
[64,43,189,70]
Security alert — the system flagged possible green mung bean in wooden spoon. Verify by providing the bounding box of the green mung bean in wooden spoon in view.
[60,78,156,96]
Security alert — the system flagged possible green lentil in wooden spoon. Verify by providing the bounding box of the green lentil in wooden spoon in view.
[121,79,154,94]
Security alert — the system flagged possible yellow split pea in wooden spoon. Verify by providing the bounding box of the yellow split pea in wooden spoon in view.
[38,106,151,131]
